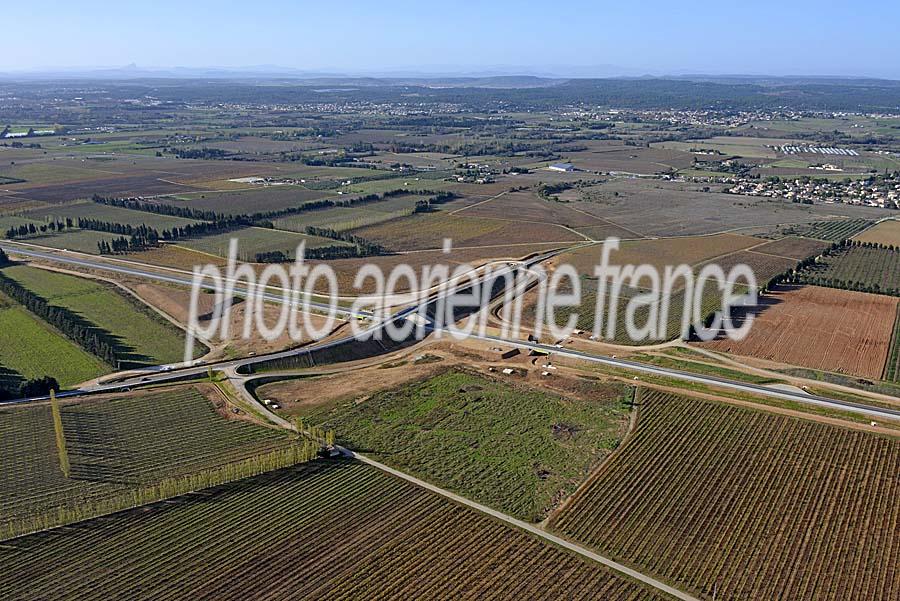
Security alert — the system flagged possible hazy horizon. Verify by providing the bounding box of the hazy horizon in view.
[3,63,900,82]
[3,0,899,79]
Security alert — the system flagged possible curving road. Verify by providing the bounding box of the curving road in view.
[2,243,898,423]
[2,239,896,600]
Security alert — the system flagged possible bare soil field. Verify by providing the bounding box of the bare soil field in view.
[653,136,783,159]
[695,249,797,284]
[131,282,337,359]
[367,150,458,169]
[128,245,227,270]
[562,234,761,277]
[180,136,319,154]
[0,156,296,203]
[563,145,695,174]
[457,191,604,228]
[314,242,566,294]
[571,222,645,240]
[352,212,581,251]
[854,219,900,246]
[748,235,830,260]
[138,159,289,184]
[700,284,899,379]
[570,179,896,237]
[14,175,202,203]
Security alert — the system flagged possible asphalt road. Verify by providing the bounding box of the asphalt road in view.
[2,240,896,600]
[0,243,369,319]
[2,243,898,422]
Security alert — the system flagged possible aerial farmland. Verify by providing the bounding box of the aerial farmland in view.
[1,32,900,601]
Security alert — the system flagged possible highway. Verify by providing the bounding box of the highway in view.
[0,243,371,319]
[470,333,900,421]
[2,243,899,422]
[2,237,897,601]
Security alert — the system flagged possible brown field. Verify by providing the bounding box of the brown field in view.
[314,243,566,294]
[128,241,563,295]
[132,159,289,184]
[457,191,605,228]
[0,156,297,203]
[571,223,646,240]
[0,461,666,601]
[352,212,581,251]
[696,249,798,284]
[749,235,830,260]
[129,282,336,359]
[367,150,458,169]
[568,179,896,237]
[701,284,899,379]
[563,145,696,174]
[128,245,227,270]
[179,136,321,154]
[154,186,333,215]
[548,389,900,601]
[12,175,202,203]
[854,219,900,246]
[0,197,47,214]
[563,234,761,277]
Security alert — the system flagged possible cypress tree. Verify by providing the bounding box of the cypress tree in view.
[50,390,70,478]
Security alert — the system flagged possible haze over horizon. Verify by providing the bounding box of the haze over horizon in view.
[3,0,899,79]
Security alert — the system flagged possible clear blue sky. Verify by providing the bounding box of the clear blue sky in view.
[4,0,899,78]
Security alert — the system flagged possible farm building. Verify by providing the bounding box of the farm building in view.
[548,163,575,172]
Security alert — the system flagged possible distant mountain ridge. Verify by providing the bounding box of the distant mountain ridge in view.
[2,64,898,87]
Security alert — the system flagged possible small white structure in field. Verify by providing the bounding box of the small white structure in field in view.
[548,162,575,172]
[501,368,515,375]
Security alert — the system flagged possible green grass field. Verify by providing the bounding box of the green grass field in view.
[0,296,109,387]
[12,229,129,254]
[272,193,429,232]
[178,226,350,260]
[0,215,43,235]
[304,369,632,522]
[24,202,200,230]
[0,386,292,539]
[1,265,193,366]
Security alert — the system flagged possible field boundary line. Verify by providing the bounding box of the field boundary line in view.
[884,304,900,381]
[448,190,508,215]
[567,204,648,239]
[852,216,900,241]
[348,450,699,601]
[543,386,644,528]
